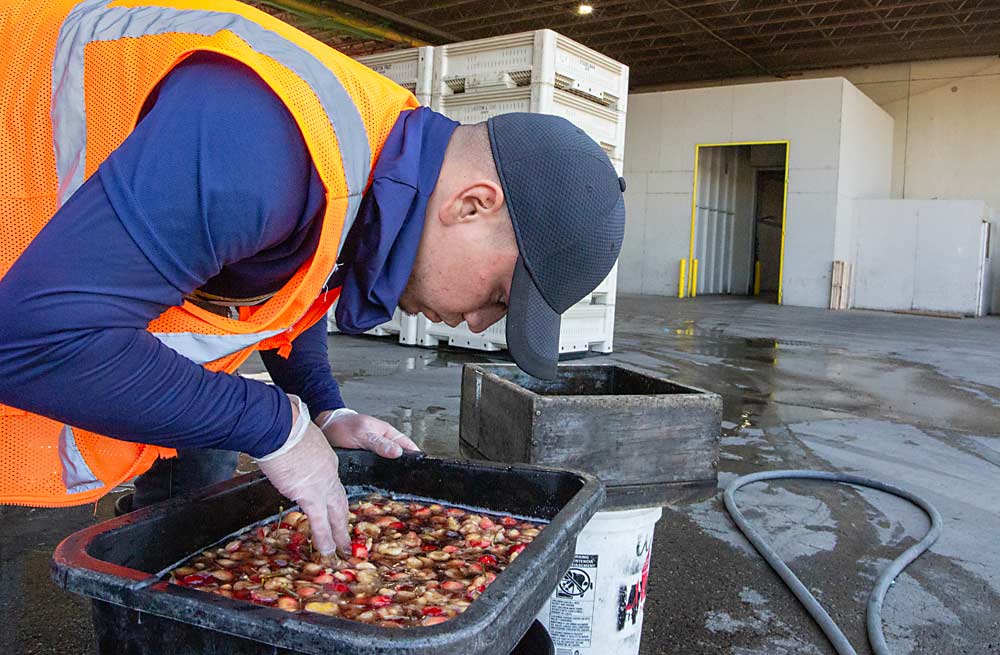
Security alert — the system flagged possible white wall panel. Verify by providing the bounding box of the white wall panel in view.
[733,79,843,170]
[623,93,661,172]
[656,87,734,171]
[913,202,988,314]
[642,193,690,295]
[838,84,894,199]
[853,200,916,310]
[619,179,647,294]
[854,199,990,315]
[647,171,694,194]
[781,192,838,307]
[837,84,894,264]
[787,168,839,194]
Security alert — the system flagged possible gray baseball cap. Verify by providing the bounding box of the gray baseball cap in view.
[487,113,626,380]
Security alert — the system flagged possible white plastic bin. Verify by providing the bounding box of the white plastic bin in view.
[431,29,628,112]
[433,85,625,163]
[327,305,408,338]
[356,46,434,105]
[417,302,615,354]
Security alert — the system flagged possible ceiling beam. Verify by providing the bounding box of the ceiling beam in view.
[447,0,977,37]
[651,1,780,76]
[629,41,1000,86]
[433,0,634,31]
[623,23,1000,68]
[257,0,429,46]
[327,0,462,41]
[586,4,1000,59]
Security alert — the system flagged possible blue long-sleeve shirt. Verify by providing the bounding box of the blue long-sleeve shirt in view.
[0,54,344,457]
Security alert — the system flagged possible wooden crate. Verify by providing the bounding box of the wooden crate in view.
[460,364,721,509]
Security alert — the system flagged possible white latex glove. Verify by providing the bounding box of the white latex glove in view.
[257,395,351,556]
[314,408,421,459]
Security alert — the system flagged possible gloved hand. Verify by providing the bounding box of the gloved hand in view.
[314,409,420,459]
[257,395,351,557]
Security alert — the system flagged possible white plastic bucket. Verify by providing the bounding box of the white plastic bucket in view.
[538,507,662,655]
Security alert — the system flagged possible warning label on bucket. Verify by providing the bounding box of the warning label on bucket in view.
[548,554,598,650]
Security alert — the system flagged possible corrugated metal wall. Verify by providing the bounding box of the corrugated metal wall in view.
[694,146,741,295]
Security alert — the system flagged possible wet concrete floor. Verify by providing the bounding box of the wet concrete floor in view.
[2,295,998,654]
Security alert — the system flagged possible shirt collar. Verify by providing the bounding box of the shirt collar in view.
[333,107,459,333]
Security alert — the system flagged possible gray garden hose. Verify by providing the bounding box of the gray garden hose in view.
[723,469,943,655]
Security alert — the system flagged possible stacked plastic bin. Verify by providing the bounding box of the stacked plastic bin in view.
[341,31,627,355]
[356,46,434,105]
[327,48,434,338]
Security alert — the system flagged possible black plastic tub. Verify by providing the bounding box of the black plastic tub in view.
[52,450,603,655]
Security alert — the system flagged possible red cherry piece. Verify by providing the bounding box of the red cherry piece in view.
[334,570,357,583]
[313,573,334,584]
[422,606,444,616]
[352,542,369,559]
[478,555,498,566]
[421,544,438,552]
[332,583,351,594]
[500,516,518,527]
[443,545,459,554]
[509,543,527,556]
[289,532,306,547]
[179,573,210,587]
[369,595,392,608]
[250,589,278,604]
[388,521,406,530]
[279,522,294,530]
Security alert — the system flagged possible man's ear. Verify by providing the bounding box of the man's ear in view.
[440,180,504,226]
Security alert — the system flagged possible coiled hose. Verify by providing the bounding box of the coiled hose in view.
[723,470,943,655]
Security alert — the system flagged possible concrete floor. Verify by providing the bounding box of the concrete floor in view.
[2,294,998,654]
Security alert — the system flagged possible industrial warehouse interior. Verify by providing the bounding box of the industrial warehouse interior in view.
[1,1,998,654]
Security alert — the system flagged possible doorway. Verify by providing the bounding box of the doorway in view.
[752,169,785,302]
[686,142,788,303]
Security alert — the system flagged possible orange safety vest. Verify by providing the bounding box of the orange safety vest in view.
[0,0,418,507]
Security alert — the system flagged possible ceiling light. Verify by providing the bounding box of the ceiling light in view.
[578,4,594,15]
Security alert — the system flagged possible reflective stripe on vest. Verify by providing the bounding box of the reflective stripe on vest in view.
[51,0,371,365]
[58,425,105,494]
[152,328,285,365]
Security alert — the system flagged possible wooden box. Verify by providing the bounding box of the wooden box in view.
[460,364,721,509]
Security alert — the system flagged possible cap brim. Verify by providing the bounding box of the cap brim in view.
[506,257,560,380]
